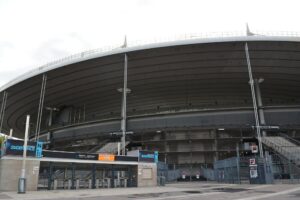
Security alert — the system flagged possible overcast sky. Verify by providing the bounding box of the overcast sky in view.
[1,0,300,88]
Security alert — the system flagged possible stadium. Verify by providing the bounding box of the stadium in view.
[1,33,300,180]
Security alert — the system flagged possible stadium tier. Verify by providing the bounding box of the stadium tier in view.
[1,36,300,172]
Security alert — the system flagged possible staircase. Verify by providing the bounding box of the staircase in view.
[87,139,109,153]
[261,135,300,166]
[96,141,130,154]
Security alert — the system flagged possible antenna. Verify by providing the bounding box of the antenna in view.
[121,35,127,48]
[246,23,255,36]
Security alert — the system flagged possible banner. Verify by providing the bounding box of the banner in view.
[4,139,43,157]
[43,150,98,160]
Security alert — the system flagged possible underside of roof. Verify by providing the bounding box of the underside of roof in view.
[1,37,300,138]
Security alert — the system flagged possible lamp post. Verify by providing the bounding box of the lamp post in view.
[18,115,30,194]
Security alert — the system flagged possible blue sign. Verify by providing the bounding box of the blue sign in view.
[154,151,158,163]
[139,150,156,162]
[36,142,43,158]
[4,139,43,157]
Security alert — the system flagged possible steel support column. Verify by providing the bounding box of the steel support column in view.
[121,53,128,155]
[254,79,266,137]
[0,91,8,132]
[71,163,75,189]
[48,162,53,190]
[35,74,47,141]
[91,164,96,189]
[111,165,115,188]
[244,43,264,158]
[214,129,219,161]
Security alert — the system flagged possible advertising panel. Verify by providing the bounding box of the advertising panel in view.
[4,139,43,157]
[139,150,155,162]
[115,155,138,162]
[43,150,98,160]
[76,153,98,160]
[98,154,115,161]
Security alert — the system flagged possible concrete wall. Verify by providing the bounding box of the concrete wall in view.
[0,158,40,191]
[137,163,157,187]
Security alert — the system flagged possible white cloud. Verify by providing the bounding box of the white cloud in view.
[1,0,300,87]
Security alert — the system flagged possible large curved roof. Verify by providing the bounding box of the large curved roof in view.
[1,35,300,137]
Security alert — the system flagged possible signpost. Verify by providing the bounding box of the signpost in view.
[249,158,258,179]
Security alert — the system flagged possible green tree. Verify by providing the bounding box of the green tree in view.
[0,135,5,149]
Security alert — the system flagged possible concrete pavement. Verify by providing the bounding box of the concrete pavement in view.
[0,182,300,200]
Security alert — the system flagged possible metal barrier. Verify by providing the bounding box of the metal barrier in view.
[271,153,300,184]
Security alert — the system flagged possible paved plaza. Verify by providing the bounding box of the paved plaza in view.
[1,182,300,200]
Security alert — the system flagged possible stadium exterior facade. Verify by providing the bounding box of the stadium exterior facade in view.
[1,35,300,176]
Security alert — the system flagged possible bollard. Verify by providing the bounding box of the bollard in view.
[18,178,26,193]
[76,179,80,190]
[88,179,92,189]
[53,179,58,190]
[96,179,99,189]
[68,179,72,190]
[64,180,68,189]
[114,179,118,188]
[124,179,127,188]
[106,178,111,188]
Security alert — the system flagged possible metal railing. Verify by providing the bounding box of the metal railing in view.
[262,136,300,165]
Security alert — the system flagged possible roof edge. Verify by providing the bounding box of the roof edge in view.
[1,35,300,92]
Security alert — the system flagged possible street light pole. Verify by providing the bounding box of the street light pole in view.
[18,115,30,193]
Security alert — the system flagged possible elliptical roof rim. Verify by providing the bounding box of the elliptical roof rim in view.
[1,35,300,92]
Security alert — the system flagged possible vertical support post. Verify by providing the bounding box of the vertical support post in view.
[48,162,53,190]
[83,104,86,122]
[48,109,53,127]
[189,138,192,182]
[117,142,121,156]
[111,165,115,188]
[164,132,168,164]
[0,91,8,133]
[236,142,240,184]
[18,115,30,193]
[244,43,264,159]
[92,164,96,189]
[35,74,47,141]
[9,129,13,137]
[71,163,75,189]
[254,79,266,137]
[128,166,132,187]
[121,53,128,155]
[214,129,219,161]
